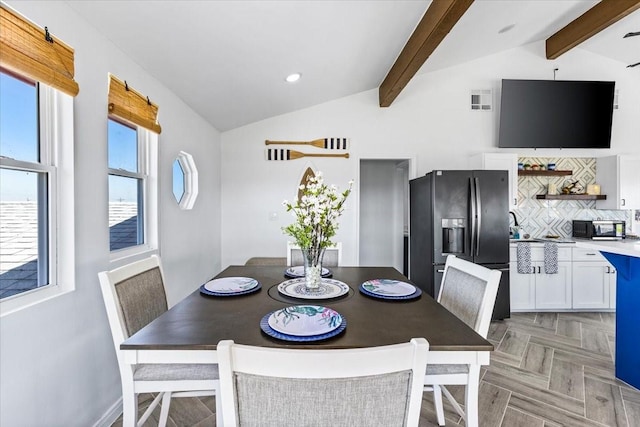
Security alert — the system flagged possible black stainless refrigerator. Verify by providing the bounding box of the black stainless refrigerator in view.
[409,170,510,320]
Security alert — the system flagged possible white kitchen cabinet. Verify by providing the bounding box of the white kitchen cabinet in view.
[596,155,640,210]
[509,244,573,310]
[470,153,518,209]
[534,261,573,309]
[509,261,536,310]
[572,248,616,309]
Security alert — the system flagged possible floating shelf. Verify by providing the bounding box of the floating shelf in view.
[518,170,573,176]
[536,194,606,200]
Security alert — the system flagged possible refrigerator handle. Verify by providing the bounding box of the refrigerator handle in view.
[474,177,482,256]
[469,177,477,257]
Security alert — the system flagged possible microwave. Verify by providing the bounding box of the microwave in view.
[572,220,626,240]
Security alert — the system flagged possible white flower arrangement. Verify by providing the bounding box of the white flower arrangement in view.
[282,172,353,266]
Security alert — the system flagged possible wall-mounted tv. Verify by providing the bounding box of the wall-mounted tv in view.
[498,79,615,149]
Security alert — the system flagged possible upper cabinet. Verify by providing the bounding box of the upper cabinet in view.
[596,155,640,210]
[471,153,518,209]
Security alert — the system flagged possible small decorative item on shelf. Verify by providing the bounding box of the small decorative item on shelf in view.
[586,184,601,195]
[532,164,540,170]
[524,163,532,170]
[282,172,353,290]
[547,163,556,170]
[548,183,557,195]
[539,164,546,170]
[561,179,584,194]
[518,163,524,170]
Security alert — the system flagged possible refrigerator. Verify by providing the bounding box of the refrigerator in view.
[409,170,510,320]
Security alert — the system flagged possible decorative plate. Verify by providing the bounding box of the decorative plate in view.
[199,277,260,296]
[267,305,342,336]
[284,266,332,279]
[359,279,422,300]
[277,278,349,299]
[260,307,347,342]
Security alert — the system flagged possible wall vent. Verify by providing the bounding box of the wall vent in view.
[470,89,492,111]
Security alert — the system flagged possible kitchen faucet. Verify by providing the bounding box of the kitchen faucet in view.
[509,211,519,227]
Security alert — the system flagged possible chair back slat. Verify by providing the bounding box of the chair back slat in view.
[218,338,428,426]
[437,255,501,338]
[234,371,413,426]
[114,266,168,337]
[438,266,487,331]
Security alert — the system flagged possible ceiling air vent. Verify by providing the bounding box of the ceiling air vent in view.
[470,89,492,111]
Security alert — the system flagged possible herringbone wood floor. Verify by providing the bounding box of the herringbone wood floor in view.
[112,312,640,427]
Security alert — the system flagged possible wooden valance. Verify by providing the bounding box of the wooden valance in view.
[0,5,79,96]
[108,74,161,134]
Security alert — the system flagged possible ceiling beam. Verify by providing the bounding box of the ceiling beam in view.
[546,0,640,59]
[379,0,474,107]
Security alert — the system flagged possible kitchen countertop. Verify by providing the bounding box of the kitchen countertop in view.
[573,238,640,258]
[509,238,576,244]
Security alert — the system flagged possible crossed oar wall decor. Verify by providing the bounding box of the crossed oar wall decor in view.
[265,138,350,161]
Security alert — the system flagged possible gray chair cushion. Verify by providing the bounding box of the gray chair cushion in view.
[115,267,168,337]
[439,266,487,330]
[234,371,413,426]
[134,364,219,381]
[426,364,469,375]
[244,257,287,266]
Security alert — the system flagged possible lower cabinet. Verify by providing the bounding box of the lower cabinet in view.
[534,262,572,309]
[510,244,618,311]
[572,249,616,309]
[509,260,572,310]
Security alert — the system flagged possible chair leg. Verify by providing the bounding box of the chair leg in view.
[215,390,223,426]
[122,392,138,427]
[441,385,466,421]
[158,392,172,427]
[432,385,446,426]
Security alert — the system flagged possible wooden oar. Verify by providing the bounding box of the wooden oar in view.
[266,149,349,161]
[265,138,349,150]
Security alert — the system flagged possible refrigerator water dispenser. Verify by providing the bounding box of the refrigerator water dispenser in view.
[442,218,465,254]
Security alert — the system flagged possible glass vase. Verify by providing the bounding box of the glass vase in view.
[302,247,325,290]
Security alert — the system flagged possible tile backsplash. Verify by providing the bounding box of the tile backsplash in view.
[512,157,632,238]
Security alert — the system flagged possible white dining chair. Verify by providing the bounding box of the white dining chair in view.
[425,255,501,426]
[98,255,221,427]
[286,241,342,267]
[217,338,429,427]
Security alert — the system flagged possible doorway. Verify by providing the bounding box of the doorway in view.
[359,159,410,273]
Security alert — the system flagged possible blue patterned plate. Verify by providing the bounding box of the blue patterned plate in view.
[284,266,332,279]
[200,277,261,297]
[359,279,422,300]
[277,278,349,299]
[260,308,347,342]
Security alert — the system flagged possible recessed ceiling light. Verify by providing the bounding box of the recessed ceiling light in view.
[285,73,301,83]
[498,24,516,34]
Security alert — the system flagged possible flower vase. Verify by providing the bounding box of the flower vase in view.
[302,247,325,290]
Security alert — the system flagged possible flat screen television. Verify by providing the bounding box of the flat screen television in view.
[498,79,615,149]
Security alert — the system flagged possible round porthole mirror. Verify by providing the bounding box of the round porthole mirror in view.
[172,151,198,209]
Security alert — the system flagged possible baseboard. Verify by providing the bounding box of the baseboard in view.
[93,397,122,427]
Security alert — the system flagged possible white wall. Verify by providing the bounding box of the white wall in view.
[220,42,640,268]
[0,2,221,426]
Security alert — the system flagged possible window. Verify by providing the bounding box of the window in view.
[0,69,75,315]
[107,119,158,254]
[107,74,160,259]
[0,5,76,316]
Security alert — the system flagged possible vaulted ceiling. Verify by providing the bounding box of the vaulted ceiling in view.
[66,0,640,132]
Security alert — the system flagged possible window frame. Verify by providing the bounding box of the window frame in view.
[0,77,75,317]
[107,117,158,262]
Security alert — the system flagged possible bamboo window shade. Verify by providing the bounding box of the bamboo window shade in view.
[108,74,162,134]
[0,5,79,96]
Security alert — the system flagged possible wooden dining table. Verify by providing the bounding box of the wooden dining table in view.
[121,265,493,427]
